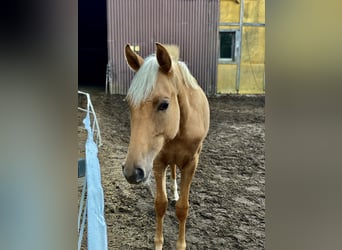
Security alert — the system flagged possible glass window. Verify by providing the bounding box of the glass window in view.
[219,31,236,61]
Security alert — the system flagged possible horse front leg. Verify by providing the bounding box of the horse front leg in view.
[153,163,168,250]
[175,156,198,250]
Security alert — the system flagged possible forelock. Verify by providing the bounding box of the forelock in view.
[126,55,159,106]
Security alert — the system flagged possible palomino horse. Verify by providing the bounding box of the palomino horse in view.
[122,43,210,250]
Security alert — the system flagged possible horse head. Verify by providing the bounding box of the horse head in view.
[122,43,180,184]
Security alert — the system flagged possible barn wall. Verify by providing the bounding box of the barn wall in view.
[107,0,219,95]
[218,0,265,94]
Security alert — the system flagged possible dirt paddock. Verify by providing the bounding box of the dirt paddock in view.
[78,87,265,249]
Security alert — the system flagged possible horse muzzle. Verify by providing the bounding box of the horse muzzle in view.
[122,164,149,184]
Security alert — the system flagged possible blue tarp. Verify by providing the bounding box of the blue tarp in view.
[83,112,108,250]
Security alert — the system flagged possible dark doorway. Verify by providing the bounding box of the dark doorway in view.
[79,0,107,86]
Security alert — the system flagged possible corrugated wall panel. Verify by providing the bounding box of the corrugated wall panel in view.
[107,0,219,95]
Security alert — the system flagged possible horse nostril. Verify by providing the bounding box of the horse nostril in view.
[123,166,146,184]
[134,167,145,183]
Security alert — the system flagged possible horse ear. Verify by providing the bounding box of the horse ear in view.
[125,44,144,72]
[156,43,172,73]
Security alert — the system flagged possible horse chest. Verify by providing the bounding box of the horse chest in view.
[158,138,201,167]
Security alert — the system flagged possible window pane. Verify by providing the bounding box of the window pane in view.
[220,32,235,60]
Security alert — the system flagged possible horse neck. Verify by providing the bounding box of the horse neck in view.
[174,66,198,132]
[172,62,209,143]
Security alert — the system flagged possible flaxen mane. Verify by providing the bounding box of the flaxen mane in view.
[126,56,199,106]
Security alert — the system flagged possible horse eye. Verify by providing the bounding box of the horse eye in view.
[157,101,169,111]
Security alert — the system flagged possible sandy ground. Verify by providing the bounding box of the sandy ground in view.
[78,87,265,249]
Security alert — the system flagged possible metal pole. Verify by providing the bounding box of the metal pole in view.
[236,0,244,94]
[263,69,266,92]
